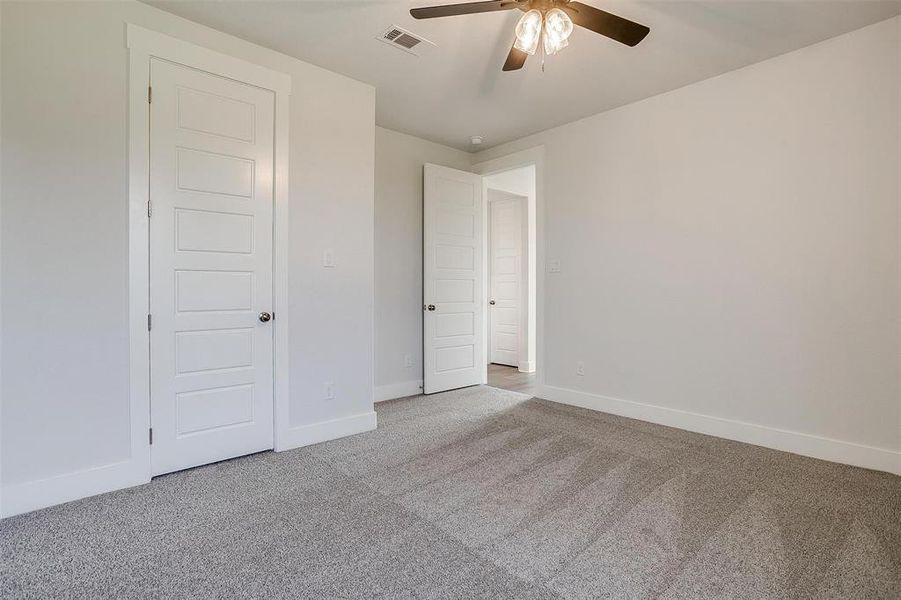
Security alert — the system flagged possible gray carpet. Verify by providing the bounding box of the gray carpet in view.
[2,386,899,599]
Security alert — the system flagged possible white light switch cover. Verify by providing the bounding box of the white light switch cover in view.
[323,250,335,268]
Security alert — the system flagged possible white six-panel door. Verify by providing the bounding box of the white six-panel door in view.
[489,195,524,367]
[149,58,275,475]
[423,164,484,394]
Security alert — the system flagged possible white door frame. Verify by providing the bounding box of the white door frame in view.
[127,25,292,483]
[473,147,545,391]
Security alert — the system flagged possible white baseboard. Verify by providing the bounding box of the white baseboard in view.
[3,411,380,518]
[1,459,149,519]
[518,361,536,373]
[375,380,423,402]
[537,384,901,476]
[276,411,378,451]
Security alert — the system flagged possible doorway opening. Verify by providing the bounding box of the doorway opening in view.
[483,165,537,396]
[421,150,541,398]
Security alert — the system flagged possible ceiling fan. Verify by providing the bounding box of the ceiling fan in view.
[410,0,649,71]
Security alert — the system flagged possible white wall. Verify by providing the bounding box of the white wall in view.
[484,166,537,372]
[476,18,901,473]
[374,127,470,400]
[1,0,375,515]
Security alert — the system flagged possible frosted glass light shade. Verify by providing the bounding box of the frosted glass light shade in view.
[543,8,573,55]
[513,9,542,55]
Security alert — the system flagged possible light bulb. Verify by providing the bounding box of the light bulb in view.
[543,7,573,56]
[513,9,542,55]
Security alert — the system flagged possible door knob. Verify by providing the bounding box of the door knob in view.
[489,300,496,305]
[426,304,436,311]
[259,311,272,322]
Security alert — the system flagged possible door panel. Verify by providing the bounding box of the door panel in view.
[423,164,484,394]
[489,195,524,367]
[150,58,275,476]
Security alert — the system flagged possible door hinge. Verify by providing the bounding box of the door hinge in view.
[149,427,153,445]
[147,314,152,331]
[147,200,152,218]
[148,85,152,104]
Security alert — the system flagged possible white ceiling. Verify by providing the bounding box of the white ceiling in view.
[145,0,901,150]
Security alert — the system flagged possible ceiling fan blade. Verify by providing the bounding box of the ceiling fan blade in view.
[411,1,519,20]
[563,1,649,47]
[502,43,528,71]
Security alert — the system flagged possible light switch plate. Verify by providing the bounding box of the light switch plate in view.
[323,250,335,268]
[548,259,561,273]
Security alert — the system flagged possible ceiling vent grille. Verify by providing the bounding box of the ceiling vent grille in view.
[378,25,436,56]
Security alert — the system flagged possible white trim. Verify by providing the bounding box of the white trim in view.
[271,76,292,452]
[518,361,535,373]
[2,461,149,519]
[122,27,291,504]
[473,147,546,391]
[278,412,378,450]
[126,25,153,504]
[375,380,424,402]
[0,4,5,517]
[538,384,901,476]
[126,25,291,95]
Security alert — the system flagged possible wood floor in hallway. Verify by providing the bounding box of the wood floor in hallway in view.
[487,363,538,396]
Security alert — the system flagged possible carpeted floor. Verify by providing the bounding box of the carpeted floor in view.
[2,386,899,599]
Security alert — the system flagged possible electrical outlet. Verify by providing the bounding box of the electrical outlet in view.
[403,353,413,368]
[576,361,585,376]
[324,382,334,399]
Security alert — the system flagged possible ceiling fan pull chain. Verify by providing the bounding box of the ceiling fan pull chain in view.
[540,34,546,72]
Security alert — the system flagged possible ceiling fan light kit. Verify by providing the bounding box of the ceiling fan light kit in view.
[411,0,650,71]
[512,7,572,57]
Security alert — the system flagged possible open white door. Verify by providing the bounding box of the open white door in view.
[423,164,484,394]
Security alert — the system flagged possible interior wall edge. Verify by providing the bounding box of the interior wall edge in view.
[374,125,477,167]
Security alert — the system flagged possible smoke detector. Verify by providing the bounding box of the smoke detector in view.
[470,135,484,146]
[377,25,436,56]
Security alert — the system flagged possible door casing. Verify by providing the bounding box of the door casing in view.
[128,25,292,483]
[473,149,545,391]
